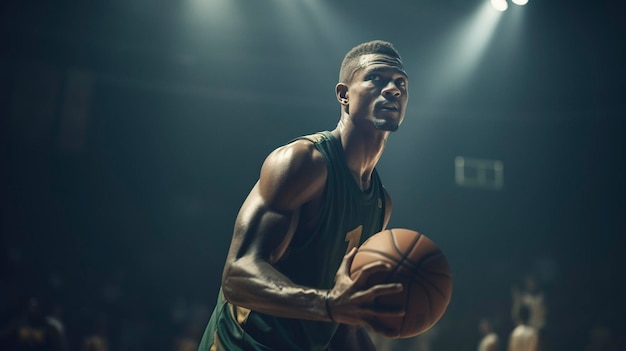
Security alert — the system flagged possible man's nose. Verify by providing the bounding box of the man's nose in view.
[382,82,401,98]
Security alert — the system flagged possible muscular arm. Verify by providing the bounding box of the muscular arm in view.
[221,140,330,321]
[220,140,403,328]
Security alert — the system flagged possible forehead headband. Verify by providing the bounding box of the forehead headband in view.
[357,54,408,77]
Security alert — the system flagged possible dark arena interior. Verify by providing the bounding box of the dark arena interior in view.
[1,0,624,350]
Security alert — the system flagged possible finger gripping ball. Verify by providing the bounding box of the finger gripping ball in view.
[350,228,453,338]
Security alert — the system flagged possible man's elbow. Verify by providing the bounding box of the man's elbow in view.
[221,264,236,302]
[221,260,248,305]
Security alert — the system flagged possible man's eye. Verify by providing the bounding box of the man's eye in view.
[367,74,381,82]
[396,78,407,86]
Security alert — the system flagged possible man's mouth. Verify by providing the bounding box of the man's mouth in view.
[377,103,399,112]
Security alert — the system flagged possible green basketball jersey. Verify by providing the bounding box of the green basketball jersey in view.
[199,131,386,351]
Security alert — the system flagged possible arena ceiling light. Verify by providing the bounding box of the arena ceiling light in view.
[491,0,529,11]
[490,0,508,12]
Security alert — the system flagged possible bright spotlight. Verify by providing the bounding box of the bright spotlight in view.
[490,0,508,11]
[512,0,529,5]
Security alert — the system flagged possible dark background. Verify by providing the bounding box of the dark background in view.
[1,0,625,350]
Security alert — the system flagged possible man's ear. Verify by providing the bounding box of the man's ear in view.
[335,83,349,106]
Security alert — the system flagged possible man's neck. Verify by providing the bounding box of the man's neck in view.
[332,122,389,191]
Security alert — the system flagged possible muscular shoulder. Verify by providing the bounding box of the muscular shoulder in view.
[259,139,327,212]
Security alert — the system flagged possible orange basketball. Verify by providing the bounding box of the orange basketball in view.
[350,228,453,338]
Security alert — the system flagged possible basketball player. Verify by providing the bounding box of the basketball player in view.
[507,305,538,351]
[198,40,409,350]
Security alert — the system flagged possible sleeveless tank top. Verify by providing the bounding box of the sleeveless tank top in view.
[199,131,386,351]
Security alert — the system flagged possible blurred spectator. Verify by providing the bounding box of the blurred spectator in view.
[81,313,110,351]
[511,273,547,330]
[173,321,203,351]
[478,317,500,351]
[512,272,549,350]
[0,297,68,351]
[507,305,538,351]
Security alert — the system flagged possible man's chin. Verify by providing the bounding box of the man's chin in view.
[373,119,399,132]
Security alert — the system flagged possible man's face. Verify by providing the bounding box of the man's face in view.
[344,54,409,132]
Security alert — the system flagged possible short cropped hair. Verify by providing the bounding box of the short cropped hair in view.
[339,40,404,84]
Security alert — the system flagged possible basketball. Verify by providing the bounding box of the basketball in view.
[350,228,453,338]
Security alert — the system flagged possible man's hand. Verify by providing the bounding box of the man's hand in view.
[326,247,405,337]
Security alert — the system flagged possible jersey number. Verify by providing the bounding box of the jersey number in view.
[344,225,363,254]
